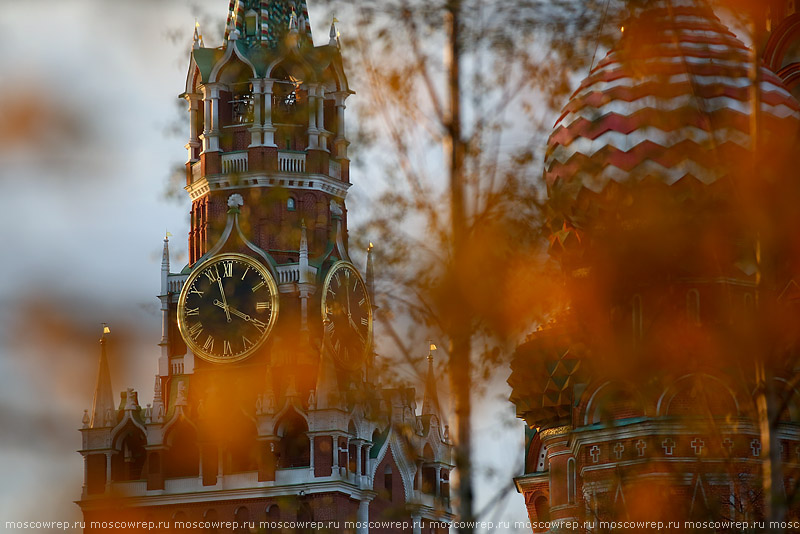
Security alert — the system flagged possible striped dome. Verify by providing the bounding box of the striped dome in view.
[545,0,800,223]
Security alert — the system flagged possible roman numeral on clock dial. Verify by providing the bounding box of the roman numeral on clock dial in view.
[188,322,203,340]
[204,268,220,283]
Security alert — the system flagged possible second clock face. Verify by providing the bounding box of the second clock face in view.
[321,261,372,370]
[178,253,279,363]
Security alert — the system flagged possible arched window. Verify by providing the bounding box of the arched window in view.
[422,444,436,495]
[631,294,643,340]
[686,289,700,325]
[234,507,250,534]
[203,509,219,534]
[245,10,257,36]
[567,458,576,504]
[297,503,313,534]
[287,197,296,211]
[163,424,199,478]
[111,429,146,481]
[534,495,550,522]
[266,504,280,523]
[275,410,310,468]
[226,419,258,474]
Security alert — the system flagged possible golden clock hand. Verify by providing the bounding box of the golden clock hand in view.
[346,276,352,317]
[227,304,253,322]
[348,316,366,343]
[217,277,232,323]
[213,300,255,322]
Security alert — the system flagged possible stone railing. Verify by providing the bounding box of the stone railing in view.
[164,476,201,493]
[328,159,342,180]
[275,264,317,284]
[275,466,314,485]
[191,161,201,182]
[221,471,259,490]
[222,151,248,174]
[171,359,184,376]
[167,273,188,294]
[276,265,300,284]
[278,151,306,173]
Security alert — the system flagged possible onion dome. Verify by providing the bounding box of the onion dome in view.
[545,0,800,232]
[508,327,583,429]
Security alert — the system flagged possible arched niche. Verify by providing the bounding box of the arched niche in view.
[421,443,436,495]
[224,415,259,474]
[659,374,739,418]
[583,382,646,426]
[533,494,550,522]
[270,63,311,151]
[163,422,200,478]
[274,409,310,468]
[234,506,250,534]
[110,423,146,482]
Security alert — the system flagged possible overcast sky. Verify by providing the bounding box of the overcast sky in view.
[0,1,528,532]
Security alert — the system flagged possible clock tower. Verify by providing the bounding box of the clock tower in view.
[77,2,453,532]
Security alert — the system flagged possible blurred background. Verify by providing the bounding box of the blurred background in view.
[0,1,527,531]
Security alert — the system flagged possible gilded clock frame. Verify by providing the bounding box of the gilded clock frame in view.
[177,252,280,364]
[320,260,374,365]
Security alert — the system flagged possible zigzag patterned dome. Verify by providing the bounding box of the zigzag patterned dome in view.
[545,0,800,227]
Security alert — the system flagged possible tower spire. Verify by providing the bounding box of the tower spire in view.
[366,242,375,305]
[329,15,340,47]
[192,21,205,49]
[160,234,171,348]
[161,232,171,287]
[421,343,440,417]
[90,324,115,428]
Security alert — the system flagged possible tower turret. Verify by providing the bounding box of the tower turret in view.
[90,325,114,429]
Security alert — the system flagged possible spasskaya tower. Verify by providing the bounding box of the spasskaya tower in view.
[77,2,453,532]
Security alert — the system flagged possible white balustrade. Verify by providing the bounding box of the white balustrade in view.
[221,151,249,174]
[167,274,188,294]
[278,151,306,173]
[275,467,314,485]
[328,159,341,180]
[164,476,200,493]
[221,471,259,489]
[111,480,147,496]
[191,161,201,182]
[171,359,184,375]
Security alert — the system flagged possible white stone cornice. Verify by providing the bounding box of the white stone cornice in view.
[513,472,549,494]
[185,172,350,201]
[77,476,378,509]
[570,418,760,456]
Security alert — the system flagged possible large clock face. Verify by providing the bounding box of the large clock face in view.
[177,253,279,363]
[320,261,373,370]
